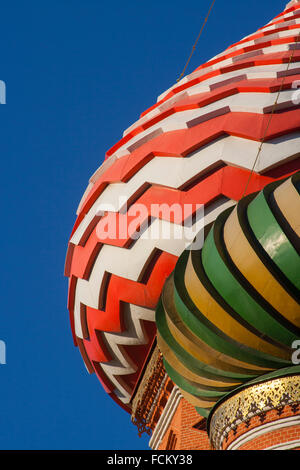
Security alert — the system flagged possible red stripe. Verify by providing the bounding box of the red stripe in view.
[135,50,300,121]
[258,12,300,30]
[227,23,300,51]
[117,75,300,142]
[73,107,300,227]
[68,167,276,278]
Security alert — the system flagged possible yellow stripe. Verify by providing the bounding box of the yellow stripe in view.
[273,178,300,237]
[185,253,289,359]
[157,333,242,389]
[180,389,216,409]
[224,206,300,327]
[163,275,271,375]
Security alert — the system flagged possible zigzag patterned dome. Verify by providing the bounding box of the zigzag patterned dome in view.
[65,2,300,411]
[156,172,300,417]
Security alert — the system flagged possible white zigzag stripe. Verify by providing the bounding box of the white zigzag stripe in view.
[82,198,235,403]
[124,62,300,135]
[100,304,155,402]
[257,16,300,35]
[74,216,205,336]
[221,26,300,56]
[230,9,300,44]
[124,84,298,142]
[111,85,298,159]
[156,31,300,102]
[71,132,300,246]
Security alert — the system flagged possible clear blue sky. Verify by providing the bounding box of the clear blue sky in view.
[0,0,287,450]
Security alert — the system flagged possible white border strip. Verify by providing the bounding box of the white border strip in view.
[149,386,182,450]
[227,415,300,450]
[265,439,300,450]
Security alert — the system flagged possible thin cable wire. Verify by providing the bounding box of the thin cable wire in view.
[241,32,300,198]
[176,0,216,83]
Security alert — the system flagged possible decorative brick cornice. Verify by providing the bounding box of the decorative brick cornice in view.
[209,372,300,450]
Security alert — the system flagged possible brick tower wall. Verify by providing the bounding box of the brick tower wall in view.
[158,397,210,451]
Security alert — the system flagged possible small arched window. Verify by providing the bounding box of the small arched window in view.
[166,430,177,450]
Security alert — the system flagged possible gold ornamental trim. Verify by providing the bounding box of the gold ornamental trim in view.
[131,345,162,415]
[209,374,300,450]
[131,345,171,436]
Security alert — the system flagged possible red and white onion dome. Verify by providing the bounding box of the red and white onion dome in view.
[65,1,300,412]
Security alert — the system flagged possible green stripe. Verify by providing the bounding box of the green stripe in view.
[190,244,290,361]
[195,407,210,418]
[173,252,289,369]
[164,359,227,400]
[162,272,278,376]
[202,211,299,346]
[156,296,254,382]
[247,186,300,293]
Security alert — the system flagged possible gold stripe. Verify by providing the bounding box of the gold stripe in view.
[224,206,300,327]
[180,389,216,409]
[163,275,271,375]
[157,332,242,389]
[273,178,300,237]
[185,253,289,359]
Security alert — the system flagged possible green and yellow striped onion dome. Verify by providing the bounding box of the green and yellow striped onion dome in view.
[156,172,300,418]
